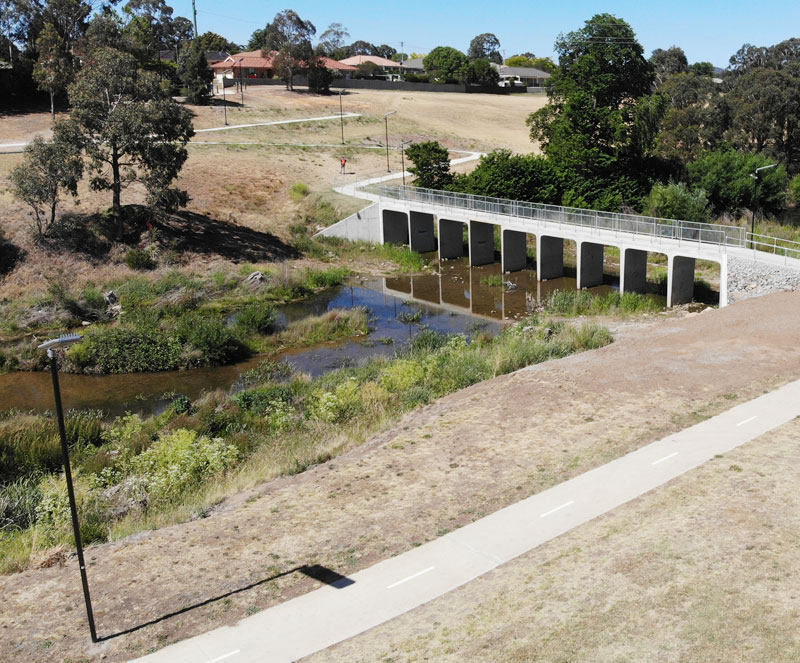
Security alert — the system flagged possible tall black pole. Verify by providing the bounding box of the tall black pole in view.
[222,80,228,125]
[385,115,390,172]
[339,91,344,145]
[751,174,758,249]
[49,350,97,643]
[401,146,406,186]
[239,63,244,108]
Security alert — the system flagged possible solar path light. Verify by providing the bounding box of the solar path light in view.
[37,333,98,643]
[749,164,777,248]
[400,139,413,186]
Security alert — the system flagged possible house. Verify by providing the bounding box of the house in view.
[211,51,356,84]
[399,57,425,74]
[493,64,551,87]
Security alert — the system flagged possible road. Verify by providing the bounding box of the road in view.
[132,373,800,663]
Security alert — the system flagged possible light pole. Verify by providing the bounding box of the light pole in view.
[37,333,98,643]
[400,139,412,186]
[339,90,345,144]
[384,110,396,172]
[238,58,244,108]
[750,163,777,247]
[222,71,229,125]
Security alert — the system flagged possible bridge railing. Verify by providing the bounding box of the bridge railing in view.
[747,233,800,262]
[367,184,747,249]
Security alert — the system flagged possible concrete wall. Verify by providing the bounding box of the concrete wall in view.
[409,212,436,253]
[577,241,604,289]
[438,219,466,259]
[314,203,381,243]
[621,248,648,294]
[537,235,564,280]
[382,210,409,245]
[501,229,527,272]
[469,221,495,266]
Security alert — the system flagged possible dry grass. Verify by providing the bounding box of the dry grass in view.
[308,418,800,663]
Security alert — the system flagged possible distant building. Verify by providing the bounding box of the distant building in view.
[398,57,425,74]
[210,51,356,84]
[492,64,551,87]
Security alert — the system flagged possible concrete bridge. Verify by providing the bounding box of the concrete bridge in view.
[321,181,800,308]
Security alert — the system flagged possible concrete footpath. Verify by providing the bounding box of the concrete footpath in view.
[133,375,800,663]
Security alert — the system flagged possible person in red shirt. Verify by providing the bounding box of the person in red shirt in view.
[340,157,347,174]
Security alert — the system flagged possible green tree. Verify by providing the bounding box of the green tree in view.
[405,141,453,189]
[688,149,787,216]
[461,58,499,87]
[195,31,238,54]
[34,22,70,118]
[690,61,714,76]
[373,44,396,60]
[468,33,501,64]
[65,47,194,237]
[355,60,381,78]
[307,57,333,93]
[650,46,689,86]
[450,150,562,204]
[505,55,535,67]
[643,181,710,223]
[526,14,659,209]
[179,39,212,104]
[530,56,557,73]
[261,9,316,91]
[317,22,348,56]
[423,46,468,82]
[10,127,83,237]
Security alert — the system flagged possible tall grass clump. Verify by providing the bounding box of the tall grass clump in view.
[544,290,662,316]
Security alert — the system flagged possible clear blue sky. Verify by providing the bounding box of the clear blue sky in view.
[174,0,799,68]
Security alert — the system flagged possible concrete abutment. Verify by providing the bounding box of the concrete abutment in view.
[501,230,528,273]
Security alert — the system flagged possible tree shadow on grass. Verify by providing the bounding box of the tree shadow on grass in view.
[98,564,354,641]
[155,210,300,263]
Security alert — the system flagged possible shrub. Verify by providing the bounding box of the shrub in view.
[125,248,156,271]
[175,314,249,367]
[125,429,239,505]
[0,476,42,531]
[72,326,182,373]
[290,182,310,201]
[644,181,711,223]
[234,302,277,335]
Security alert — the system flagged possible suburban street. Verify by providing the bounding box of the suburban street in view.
[133,374,800,663]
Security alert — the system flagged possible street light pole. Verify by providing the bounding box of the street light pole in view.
[222,73,228,125]
[750,163,777,248]
[400,139,412,186]
[239,58,244,108]
[38,334,97,643]
[384,110,396,173]
[339,90,344,145]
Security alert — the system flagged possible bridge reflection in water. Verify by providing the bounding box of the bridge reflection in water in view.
[382,256,662,321]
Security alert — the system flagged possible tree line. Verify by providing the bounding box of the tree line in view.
[406,14,800,225]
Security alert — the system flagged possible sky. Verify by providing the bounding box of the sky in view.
[171,0,800,68]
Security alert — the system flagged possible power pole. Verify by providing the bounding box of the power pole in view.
[192,0,198,38]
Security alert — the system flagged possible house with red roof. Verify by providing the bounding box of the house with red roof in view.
[211,51,356,84]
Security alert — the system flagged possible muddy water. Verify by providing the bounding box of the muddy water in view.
[0,281,500,417]
[0,260,665,417]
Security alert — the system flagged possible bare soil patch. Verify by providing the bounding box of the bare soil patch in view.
[3,291,800,662]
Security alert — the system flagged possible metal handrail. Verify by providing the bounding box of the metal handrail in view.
[365,184,746,249]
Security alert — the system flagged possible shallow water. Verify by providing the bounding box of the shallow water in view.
[0,260,667,417]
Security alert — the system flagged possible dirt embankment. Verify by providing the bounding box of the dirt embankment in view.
[3,291,800,662]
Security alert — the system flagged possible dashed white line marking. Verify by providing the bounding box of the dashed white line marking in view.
[202,650,240,663]
[736,415,758,427]
[386,566,435,589]
[539,501,575,518]
[651,451,679,466]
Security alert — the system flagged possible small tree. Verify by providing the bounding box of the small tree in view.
[644,181,711,223]
[405,141,453,189]
[462,58,499,87]
[423,46,468,82]
[307,57,333,93]
[66,47,194,237]
[10,128,83,238]
[179,40,212,104]
[34,22,71,119]
[355,61,381,78]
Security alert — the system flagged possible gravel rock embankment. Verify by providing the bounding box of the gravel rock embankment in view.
[727,255,800,303]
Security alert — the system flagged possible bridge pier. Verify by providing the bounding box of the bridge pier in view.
[668,255,695,306]
[537,235,564,280]
[438,218,466,259]
[621,248,648,294]
[409,212,436,253]
[577,241,604,289]
[382,210,409,246]
[469,221,495,266]
[501,229,527,273]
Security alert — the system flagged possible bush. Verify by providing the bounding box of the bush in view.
[290,182,310,201]
[176,314,249,367]
[644,181,711,223]
[125,248,156,271]
[72,326,182,373]
[0,476,42,531]
[234,302,277,335]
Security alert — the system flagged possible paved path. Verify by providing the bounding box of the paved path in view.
[132,375,800,663]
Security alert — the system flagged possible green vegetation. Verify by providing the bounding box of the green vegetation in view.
[543,290,663,316]
[0,316,612,573]
[257,308,370,353]
[290,182,311,201]
[124,248,156,271]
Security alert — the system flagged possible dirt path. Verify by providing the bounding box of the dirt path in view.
[4,291,800,662]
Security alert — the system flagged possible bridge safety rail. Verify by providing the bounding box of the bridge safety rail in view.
[366,184,747,250]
